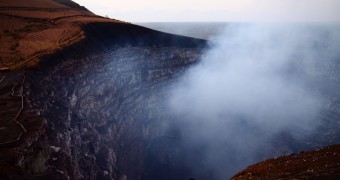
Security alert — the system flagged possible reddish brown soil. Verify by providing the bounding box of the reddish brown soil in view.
[0,0,68,8]
[0,0,125,69]
[232,144,340,179]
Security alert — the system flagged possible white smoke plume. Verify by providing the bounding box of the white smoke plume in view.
[166,23,340,178]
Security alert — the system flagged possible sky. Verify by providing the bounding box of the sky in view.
[73,0,340,22]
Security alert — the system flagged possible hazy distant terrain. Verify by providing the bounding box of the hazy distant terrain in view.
[138,22,230,40]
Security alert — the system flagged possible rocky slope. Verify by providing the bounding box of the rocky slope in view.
[23,38,205,179]
[232,144,340,179]
[1,30,205,179]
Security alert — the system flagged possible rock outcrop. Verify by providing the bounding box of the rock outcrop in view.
[24,44,205,179]
[232,144,340,179]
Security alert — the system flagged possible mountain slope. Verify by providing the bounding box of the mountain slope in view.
[0,0,207,179]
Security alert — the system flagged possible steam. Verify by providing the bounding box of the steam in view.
[166,23,340,178]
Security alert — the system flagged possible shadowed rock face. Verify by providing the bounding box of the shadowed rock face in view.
[14,24,206,179]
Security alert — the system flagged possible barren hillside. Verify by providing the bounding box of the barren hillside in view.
[0,0,123,69]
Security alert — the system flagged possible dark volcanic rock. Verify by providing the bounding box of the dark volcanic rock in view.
[1,23,206,179]
[0,71,47,179]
